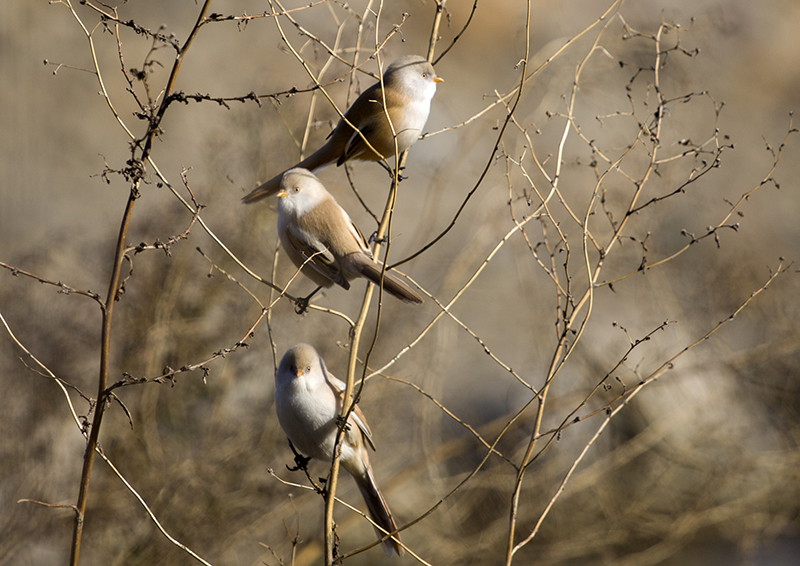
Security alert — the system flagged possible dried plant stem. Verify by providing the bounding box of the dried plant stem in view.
[64,2,213,564]
[510,262,785,557]
[426,0,447,63]
[502,5,629,560]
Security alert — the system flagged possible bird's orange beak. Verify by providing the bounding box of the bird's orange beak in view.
[277,189,287,198]
[434,75,444,83]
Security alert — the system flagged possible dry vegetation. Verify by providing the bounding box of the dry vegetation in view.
[1,1,799,565]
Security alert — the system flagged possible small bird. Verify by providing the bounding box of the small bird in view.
[243,55,442,203]
[275,168,423,305]
[274,343,404,556]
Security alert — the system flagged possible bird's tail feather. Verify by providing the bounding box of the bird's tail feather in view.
[352,256,423,304]
[355,467,404,557]
[241,144,338,203]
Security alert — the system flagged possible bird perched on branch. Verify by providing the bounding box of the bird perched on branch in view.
[274,343,404,556]
[243,55,442,203]
[275,168,423,305]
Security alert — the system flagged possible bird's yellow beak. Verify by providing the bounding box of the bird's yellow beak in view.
[277,189,287,198]
[434,75,444,83]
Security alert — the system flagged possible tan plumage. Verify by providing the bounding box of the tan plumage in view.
[274,344,404,556]
[243,55,442,203]
[276,168,423,304]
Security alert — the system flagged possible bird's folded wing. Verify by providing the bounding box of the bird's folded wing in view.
[327,373,376,452]
[284,229,348,288]
[342,117,380,164]
[348,219,374,257]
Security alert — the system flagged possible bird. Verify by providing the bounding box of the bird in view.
[275,168,423,305]
[274,343,404,556]
[243,55,442,203]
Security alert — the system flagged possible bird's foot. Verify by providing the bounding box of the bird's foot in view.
[368,231,388,245]
[294,286,322,314]
[294,297,310,315]
[335,415,351,431]
[286,452,312,472]
[379,161,406,182]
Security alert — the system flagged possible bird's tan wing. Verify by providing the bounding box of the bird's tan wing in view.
[338,82,387,165]
[284,227,349,288]
[326,370,376,452]
[342,117,380,164]
[347,216,373,257]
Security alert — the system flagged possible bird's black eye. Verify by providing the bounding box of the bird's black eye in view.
[421,72,428,78]
[293,186,300,193]
[306,365,311,373]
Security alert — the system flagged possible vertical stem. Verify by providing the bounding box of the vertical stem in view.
[503,343,561,566]
[323,282,376,564]
[322,144,405,560]
[67,3,212,564]
[324,8,416,555]
[427,0,447,62]
[499,0,533,563]
[323,155,403,561]
[69,189,136,566]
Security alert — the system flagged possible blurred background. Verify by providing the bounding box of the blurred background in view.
[1,1,799,565]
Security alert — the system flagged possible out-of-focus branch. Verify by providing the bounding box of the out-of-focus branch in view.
[510,261,787,558]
